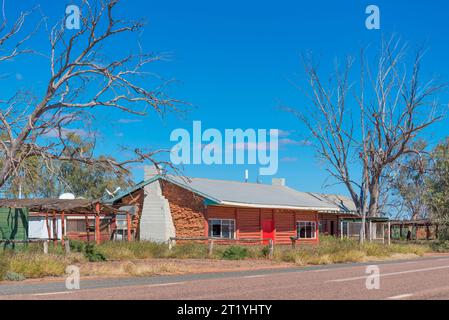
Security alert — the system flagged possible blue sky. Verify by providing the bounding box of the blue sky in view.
[4,0,449,195]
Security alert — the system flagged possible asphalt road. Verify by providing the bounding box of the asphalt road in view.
[2,256,449,300]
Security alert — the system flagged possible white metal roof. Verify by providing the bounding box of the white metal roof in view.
[107,175,356,213]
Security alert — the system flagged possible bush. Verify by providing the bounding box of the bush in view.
[261,246,271,258]
[431,240,449,252]
[69,240,105,262]
[84,243,106,262]
[4,272,26,281]
[221,246,248,260]
[70,240,86,253]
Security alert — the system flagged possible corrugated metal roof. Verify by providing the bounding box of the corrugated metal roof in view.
[0,198,116,214]
[106,175,355,212]
[166,176,337,210]
[308,193,357,213]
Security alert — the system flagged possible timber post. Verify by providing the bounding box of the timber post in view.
[65,239,71,254]
[208,239,214,256]
[268,239,274,259]
[388,221,391,245]
[52,211,58,246]
[95,203,101,245]
[126,211,132,242]
[61,210,65,246]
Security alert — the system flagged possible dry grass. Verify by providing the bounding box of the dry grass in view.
[7,252,86,279]
[274,236,430,266]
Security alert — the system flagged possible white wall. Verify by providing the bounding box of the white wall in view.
[28,217,62,239]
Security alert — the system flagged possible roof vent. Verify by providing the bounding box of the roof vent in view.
[272,178,286,187]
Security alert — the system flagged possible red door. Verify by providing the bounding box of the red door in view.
[262,220,275,244]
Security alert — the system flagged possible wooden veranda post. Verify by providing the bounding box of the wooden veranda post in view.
[126,211,132,242]
[95,203,101,245]
[52,211,58,245]
[388,221,391,245]
[61,211,65,246]
[340,220,344,240]
[85,213,90,243]
[45,212,51,240]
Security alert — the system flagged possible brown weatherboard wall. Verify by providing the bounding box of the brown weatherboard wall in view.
[206,206,319,245]
[319,212,339,236]
[160,180,207,238]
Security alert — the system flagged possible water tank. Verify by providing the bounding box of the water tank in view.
[59,193,76,200]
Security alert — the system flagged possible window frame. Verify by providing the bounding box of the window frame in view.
[296,221,317,240]
[208,219,236,239]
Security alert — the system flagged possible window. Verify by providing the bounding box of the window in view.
[208,219,235,239]
[297,221,317,239]
[66,219,111,233]
[67,220,90,233]
[116,214,129,230]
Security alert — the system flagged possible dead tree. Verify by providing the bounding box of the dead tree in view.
[289,37,445,242]
[0,0,182,190]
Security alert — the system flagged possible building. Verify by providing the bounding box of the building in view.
[106,167,358,245]
[390,219,437,241]
[0,198,120,244]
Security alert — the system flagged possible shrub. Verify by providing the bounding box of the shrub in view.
[261,246,271,258]
[69,240,105,262]
[221,246,248,260]
[431,241,449,253]
[70,240,86,254]
[84,243,106,262]
[4,272,26,281]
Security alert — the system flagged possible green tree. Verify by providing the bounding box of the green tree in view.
[389,141,429,221]
[4,134,131,199]
[426,139,449,239]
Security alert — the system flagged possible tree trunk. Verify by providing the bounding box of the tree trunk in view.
[368,176,380,218]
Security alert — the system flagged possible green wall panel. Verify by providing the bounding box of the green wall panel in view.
[0,207,29,241]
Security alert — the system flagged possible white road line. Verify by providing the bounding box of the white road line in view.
[146,282,185,288]
[313,269,330,273]
[328,264,449,283]
[32,291,74,296]
[243,275,266,279]
[387,294,413,300]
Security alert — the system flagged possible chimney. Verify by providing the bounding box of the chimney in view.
[272,178,286,187]
[144,165,159,181]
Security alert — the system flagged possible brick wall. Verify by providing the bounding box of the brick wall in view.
[115,188,144,239]
[160,181,207,238]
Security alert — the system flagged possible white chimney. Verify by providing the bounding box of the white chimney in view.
[272,178,286,186]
